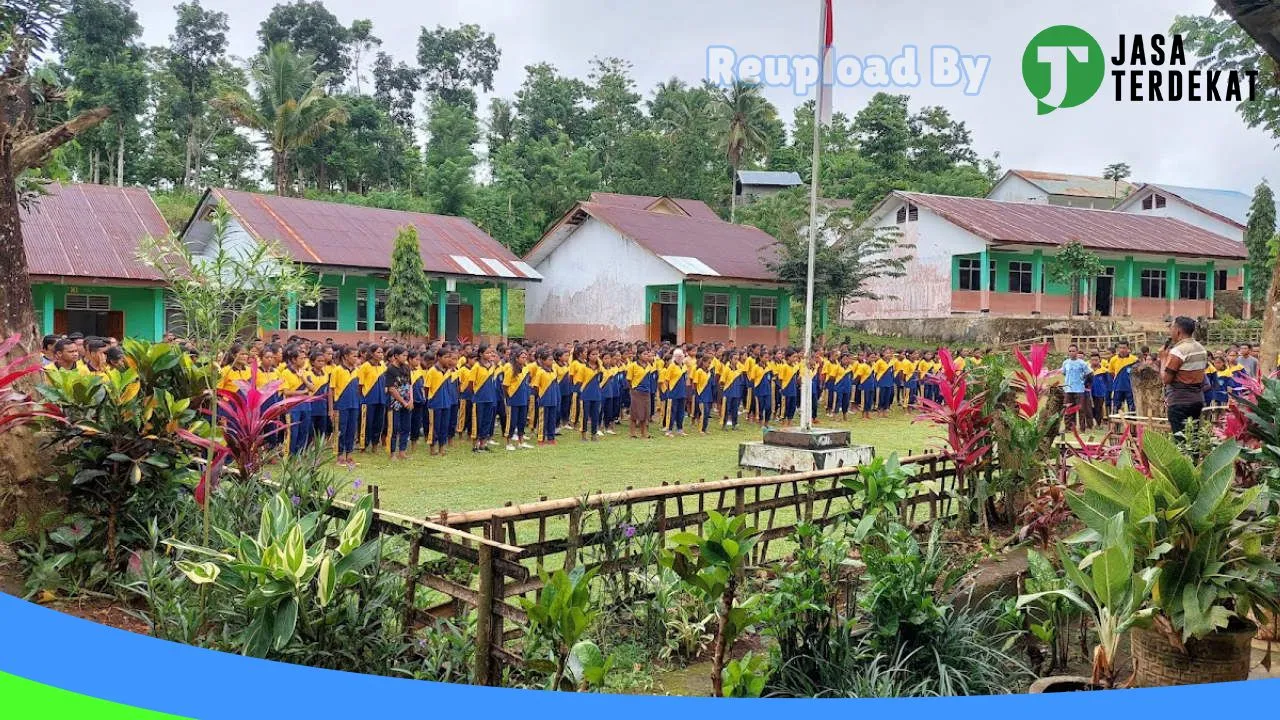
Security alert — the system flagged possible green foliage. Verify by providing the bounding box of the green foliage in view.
[722,652,769,697]
[167,492,382,658]
[860,524,971,648]
[1066,434,1280,642]
[1047,240,1103,313]
[416,23,500,111]
[1018,548,1084,672]
[1173,9,1280,142]
[1245,181,1276,301]
[742,188,910,307]
[1101,162,1131,201]
[519,567,607,691]
[841,453,915,541]
[761,523,851,680]
[386,225,430,336]
[423,99,480,215]
[257,0,352,88]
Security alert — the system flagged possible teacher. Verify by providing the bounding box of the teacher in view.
[1161,316,1208,435]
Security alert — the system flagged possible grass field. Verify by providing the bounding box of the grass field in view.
[345,408,939,518]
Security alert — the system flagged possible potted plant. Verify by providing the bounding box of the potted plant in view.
[1067,433,1279,686]
[1017,515,1158,691]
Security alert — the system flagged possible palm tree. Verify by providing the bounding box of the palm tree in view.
[1102,162,1131,204]
[218,43,349,195]
[714,80,775,222]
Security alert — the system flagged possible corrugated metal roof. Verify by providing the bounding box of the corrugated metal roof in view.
[21,183,168,283]
[588,192,722,222]
[1142,183,1262,227]
[660,255,720,276]
[738,170,803,187]
[577,202,782,281]
[211,189,537,281]
[898,192,1247,260]
[1011,170,1135,200]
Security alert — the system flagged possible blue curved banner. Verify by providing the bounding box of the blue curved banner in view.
[0,592,1275,716]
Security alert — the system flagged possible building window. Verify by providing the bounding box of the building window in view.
[1142,193,1167,210]
[65,294,111,311]
[1215,270,1228,292]
[298,288,339,331]
[1140,269,1167,298]
[657,290,678,304]
[702,293,729,325]
[1155,194,1166,208]
[356,288,390,332]
[1179,271,1207,301]
[895,203,918,224]
[957,258,996,291]
[748,296,778,327]
[1008,261,1033,293]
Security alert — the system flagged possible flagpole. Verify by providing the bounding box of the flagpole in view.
[799,0,825,433]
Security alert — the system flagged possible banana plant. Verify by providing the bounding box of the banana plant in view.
[1017,513,1158,689]
[662,510,762,697]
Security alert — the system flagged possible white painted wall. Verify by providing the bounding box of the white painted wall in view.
[987,174,1048,204]
[1118,190,1244,242]
[525,218,684,330]
[842,202,987,321]
[182,197,283,280]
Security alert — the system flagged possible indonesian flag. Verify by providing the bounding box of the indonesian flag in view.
[817,0,834,126]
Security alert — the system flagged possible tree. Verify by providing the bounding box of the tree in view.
[295,94,411,193]
[1245,181,1275,304]
[585,56,644,184]
[55,0,148,186]
[217,43,349,196]
[165,0,229,189]
[258,0,352,89]
[1047,241,1103,316]
[385,225,430,336]
[416,23,500,111]
[371,51,421,137]
[422,99,478,215]
[1102,162,1131,202]
[1173,9,1279,141]
[742,188,910,309]
[485,97,514,156]
[346,19,379,95]
[713,80,774,222]
[2,0,113,349]
[514,62,589,144]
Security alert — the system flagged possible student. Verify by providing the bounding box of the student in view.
[306,349,332,441]
[330,346,362,468]
[218,343,252,393]
[661,350,689,436]
[408,351,428,449]
[860,352,881,419]
[777,350,801,424]
[532,350,561,446]
[558,349,579,431]
[1088,353,1110,430]
[83,337,109,375]
[747,351,774,426]
[601,354,621,434]
[1207,356,1231,406]
[902,351,922,407]
[1108,343,1138,415]
[469,346,501,452]
[626,348,658,439]
[691,355,717,434]
[384,346,413,460]
[104,345,126,371]
[40,334,59,367]
[718,351,744,430]
[873,352,895,417]
[833,353,854,421]
[455,349,474,441]
[424,349,455,456]
[504,348,535,450]
[279,346,312,455]
[357,345,388,452]
[575,349,605,442]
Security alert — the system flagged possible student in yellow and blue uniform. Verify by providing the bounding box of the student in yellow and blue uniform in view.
[660,351,690,436]
[873,352,895,416]
[503,348,534,450]
[218,343,252,393]
[718,351,744,430]
[1108,342,1138,414]
[602,354,623,433]
[330,346,362,468]
[691,354,717,434]
[384,346,415,460]
[532,349,561,445]
[747,350,774,426]
[901,351,922,407]
[357,345,388,452]
[258,344,285,449]
[557,349,579,431]
[777,351,801,424]
[278,346,311,455]
[408,351,428,449]
[626,348,658,439]
[860,352,883,418]
[1207,355,1231,406]
[455,352,473,441]
[306,349,332,440]
[575,349,605,441]
[833,353,854,420]
[469,346,502,452]
[424,348,455,456]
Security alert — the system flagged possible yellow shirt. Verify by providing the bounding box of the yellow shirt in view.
[218,365,252,392]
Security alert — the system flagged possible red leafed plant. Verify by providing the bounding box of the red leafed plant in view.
[1017,479,1070,548]
[1067,424,1150,476]
[175,427,233,507]
[916,348,992,528]
[1011,343,1051,419]
[177,360,316,488]
[0,333,63,434]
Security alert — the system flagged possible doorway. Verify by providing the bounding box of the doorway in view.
[57,309,125,339]
[1095,268,1115,317]
[649,302,678,343]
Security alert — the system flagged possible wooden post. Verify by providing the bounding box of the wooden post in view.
[489,517,506,681]
[402,536,421,632]
[474,541,495,686]
[564,508,582,572]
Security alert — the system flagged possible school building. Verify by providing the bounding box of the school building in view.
[181,189,541,343]
[23,183,172,341]
[523,193,793,345]
[842,191,1250,323]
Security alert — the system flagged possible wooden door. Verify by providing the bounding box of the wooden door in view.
[53,310,68,336]
[105,311,125,341]
[457,305,474,342]
[649,304,662,343]
[684,307,693,344]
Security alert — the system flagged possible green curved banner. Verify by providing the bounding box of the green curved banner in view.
[0,671,192,719]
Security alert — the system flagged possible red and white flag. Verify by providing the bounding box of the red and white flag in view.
[817,0,834,126]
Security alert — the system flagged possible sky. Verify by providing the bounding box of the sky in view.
[129,0,1280,195]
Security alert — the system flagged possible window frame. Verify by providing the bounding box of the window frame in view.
[702,292,730,326]
[1178,271,1207,301]
[748,296,778,327]
[1139,269,1167,299]
[1008,261,1033,294]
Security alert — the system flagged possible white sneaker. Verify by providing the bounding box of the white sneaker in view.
[520,442,534,449]
[727,421,735,428]
[487,440,498,446]
[595,430,604,437]
[506,444,516,451]
[605,429,617,435]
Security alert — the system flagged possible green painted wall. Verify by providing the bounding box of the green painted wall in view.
[270,274,494,333]
[951,252,1233,301]
[32,283,165,340]
[647,283,792,329]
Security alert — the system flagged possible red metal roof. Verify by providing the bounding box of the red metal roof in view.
[588,192,722,222]
[211,189,539,281]
[577,202,782,282]
[898,192,1247,260]
[21,183,168,283]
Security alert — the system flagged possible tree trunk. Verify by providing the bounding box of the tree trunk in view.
[710,574,737,697]
[183,124,196,189]
[1259,259,1280,376]
[0,139,38,352]
[116,129,124,187]
[729,170,737,224]
[274,151,286,196]
[91,147,99,185]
